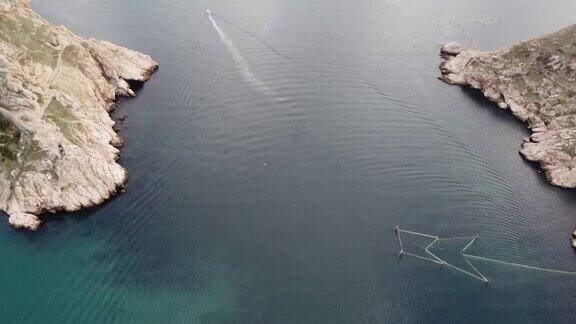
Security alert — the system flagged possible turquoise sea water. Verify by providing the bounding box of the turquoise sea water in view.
[2,0,576,322]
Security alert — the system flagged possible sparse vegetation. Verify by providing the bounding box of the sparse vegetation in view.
[0,0,157,230]
[0,12,59,67]
[44,98,82,146]
[441,24,576,190]
[0,115,20,161]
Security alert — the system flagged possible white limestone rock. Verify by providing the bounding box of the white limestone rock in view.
[440,41,462,56]
[8,212,40,230]
[0,0,158,230]
[438,24,576,189]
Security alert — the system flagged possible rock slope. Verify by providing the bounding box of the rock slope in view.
[0,0,157,229]
[439,25,576,188]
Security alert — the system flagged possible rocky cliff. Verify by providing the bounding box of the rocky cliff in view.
[439,25,576,188]
[0,0,157,229]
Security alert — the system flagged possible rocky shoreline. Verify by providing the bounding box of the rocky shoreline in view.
[0,0,157,229]
[439,25,576,189]
[439,25,576,247]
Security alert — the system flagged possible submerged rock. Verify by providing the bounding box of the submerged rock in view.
[439,24,576,189]
[0,0,157,229]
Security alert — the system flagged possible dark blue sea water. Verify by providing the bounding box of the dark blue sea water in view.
[3,0,576,322]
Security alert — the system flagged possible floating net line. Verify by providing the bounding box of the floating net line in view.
[394,226,576,285]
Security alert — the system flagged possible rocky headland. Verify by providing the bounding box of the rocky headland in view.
[0,0,157,230]
[439,25,576,189]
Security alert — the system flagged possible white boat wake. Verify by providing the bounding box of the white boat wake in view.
[207,10,275,97]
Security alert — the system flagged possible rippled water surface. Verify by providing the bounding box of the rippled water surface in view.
[3,0,576,322]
